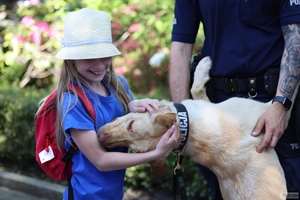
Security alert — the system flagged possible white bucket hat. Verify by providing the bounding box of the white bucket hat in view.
[55,8,121,60]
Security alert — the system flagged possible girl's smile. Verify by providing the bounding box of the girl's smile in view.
[75,57,112,82]
[89,69,105,75]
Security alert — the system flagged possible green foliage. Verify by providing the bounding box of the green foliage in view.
[0,86,68,183]
[0,86,40,165]
[125,155,210,199]
[0,0,204,95]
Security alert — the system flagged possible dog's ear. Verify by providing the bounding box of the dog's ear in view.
[148,160,169,177]
[155,113,177,129]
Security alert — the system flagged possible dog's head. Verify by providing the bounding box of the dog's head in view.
[97,107,179,177]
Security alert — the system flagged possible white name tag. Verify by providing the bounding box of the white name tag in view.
[38,146,55,164]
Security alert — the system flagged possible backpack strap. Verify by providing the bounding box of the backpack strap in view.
[62,142,77,200]
[68,84,96,121]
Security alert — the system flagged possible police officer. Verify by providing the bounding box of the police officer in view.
[169,1,300,199]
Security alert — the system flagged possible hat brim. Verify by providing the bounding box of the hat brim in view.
[55,42,121,60]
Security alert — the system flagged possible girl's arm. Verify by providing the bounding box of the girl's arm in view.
[70,124,179,171]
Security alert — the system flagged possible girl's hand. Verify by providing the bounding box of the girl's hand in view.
[155,124,180,156]
[128,98,160,115]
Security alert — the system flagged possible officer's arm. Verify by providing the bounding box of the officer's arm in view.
[276,23,300,102]
[169,41,194,103]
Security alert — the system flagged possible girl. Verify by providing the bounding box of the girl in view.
[39,8,179,200]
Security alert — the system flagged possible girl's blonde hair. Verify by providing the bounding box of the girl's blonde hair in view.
[36,60,131,151]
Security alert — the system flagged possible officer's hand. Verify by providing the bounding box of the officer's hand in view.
[251,103,287,153]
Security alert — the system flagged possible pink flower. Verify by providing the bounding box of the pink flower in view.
[155,68,162,75]
[151,85,157,91]
[148,32,154,38]
[112,21,122,30]
[120,39,141,52]
[30,31,41,45]
[115,67,126,75]
[122,6,138,14]
[150,79,157,91]
[21,16,35,28]
[34,22,49,32]
[122,7,132,14]
[111,21,122,35]
[129,5,138,11]
[12,35,26,44]
[30,0,40,5]
[48,28,60,39]
[128,24,140,33]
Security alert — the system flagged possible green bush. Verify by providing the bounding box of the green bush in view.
[125,155,210,199]
[0,87,210,199]
[0,86,39,164]
[0,86,51,178]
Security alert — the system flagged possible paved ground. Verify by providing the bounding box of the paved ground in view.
[0,187,45,200]
[0,186,174,200]
[0,170,63,200]
[0,170,175,200]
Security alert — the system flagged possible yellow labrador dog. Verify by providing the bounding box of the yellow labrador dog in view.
[98,57,291,200]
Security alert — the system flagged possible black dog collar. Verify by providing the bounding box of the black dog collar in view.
[173,103,189,154]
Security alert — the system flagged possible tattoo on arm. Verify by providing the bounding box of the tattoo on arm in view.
[280,23,300,99]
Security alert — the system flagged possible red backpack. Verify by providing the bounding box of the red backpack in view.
[35,84,95,180]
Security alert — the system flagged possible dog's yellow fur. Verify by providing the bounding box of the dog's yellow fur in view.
[98,57,292,200]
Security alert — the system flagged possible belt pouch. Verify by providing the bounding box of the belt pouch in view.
[264,68,279,95]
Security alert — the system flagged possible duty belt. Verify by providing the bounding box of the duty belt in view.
[209,68,279,95]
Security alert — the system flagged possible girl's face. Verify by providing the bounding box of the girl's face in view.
[75,57,112,85]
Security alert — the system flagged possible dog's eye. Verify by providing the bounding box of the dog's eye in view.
[127,120,134,132]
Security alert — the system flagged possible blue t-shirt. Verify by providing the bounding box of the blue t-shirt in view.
[172,0,300,78]
[62,77,133,200]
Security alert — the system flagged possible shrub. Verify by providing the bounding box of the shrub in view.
[0,86,39,164]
